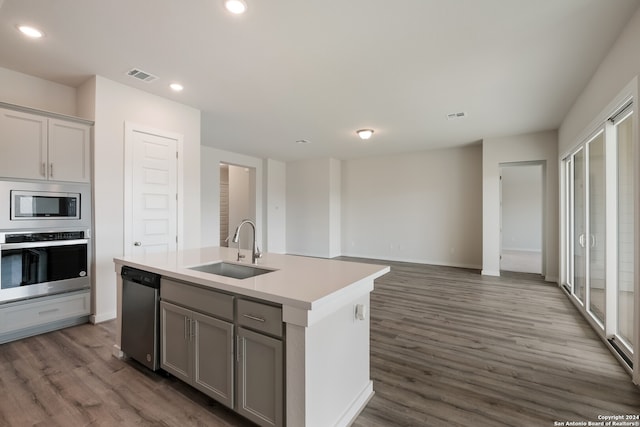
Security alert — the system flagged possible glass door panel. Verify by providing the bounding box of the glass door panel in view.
[588,134,606,325]
[616,113,634,351]
[573,148,586,304]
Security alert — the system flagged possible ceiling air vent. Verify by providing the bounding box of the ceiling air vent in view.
[447,111,467,120]
[126,68,158,83]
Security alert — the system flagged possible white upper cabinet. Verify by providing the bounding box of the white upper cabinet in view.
[0,108,48,180]
[0,107,91,183]
[48,119,91,183]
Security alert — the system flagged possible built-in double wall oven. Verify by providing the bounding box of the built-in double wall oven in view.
[0,180,91,304]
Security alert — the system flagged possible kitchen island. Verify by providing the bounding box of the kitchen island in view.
[113,247,389,427]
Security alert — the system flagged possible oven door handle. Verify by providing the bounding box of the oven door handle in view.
[0,239,89,250]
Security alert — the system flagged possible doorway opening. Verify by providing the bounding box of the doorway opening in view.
[500,162,545,275]
[219,163,256,249]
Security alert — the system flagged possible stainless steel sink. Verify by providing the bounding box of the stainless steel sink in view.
[187,262,274,279]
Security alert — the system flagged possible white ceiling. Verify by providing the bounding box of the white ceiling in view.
[0,0,638,161]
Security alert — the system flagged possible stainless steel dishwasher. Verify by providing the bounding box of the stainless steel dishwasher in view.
[121,266,161,371]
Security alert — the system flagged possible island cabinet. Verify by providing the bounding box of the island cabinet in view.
[236,299,284,427]
[0,106,91,183]
[114,247,390,427]
[160,278,235,408]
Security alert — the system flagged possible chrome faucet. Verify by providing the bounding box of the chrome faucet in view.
[232,219,262,264]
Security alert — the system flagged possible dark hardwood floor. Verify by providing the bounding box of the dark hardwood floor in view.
[349,259,640,426]
[1,259,639,426]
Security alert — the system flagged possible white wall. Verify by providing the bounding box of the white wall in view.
[329,158,342,258]
[82,75,201,322]
[0,66,76,115]
[559,6,640,154]
[287,158,341,258]
[266,159,287,253]
[501,164,543,252]
[482,130,558,281]
[341,146,482,268]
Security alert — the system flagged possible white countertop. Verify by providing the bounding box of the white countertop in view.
[114,247,389,313]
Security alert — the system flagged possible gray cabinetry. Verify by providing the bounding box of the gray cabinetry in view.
[236,326,284,427]
[192,309,234,405]
[236,298,284,427]
[159,279,285,426]
[160,279,235,409]
[159,301,191,382]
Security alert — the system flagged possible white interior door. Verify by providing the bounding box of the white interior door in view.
[126,127,179,256]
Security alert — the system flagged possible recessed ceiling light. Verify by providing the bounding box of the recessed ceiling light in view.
[225,0,247,14]
[296,139,311,144]
[169,83,184,92]
[356,129,374,140]
[17,25,44,38]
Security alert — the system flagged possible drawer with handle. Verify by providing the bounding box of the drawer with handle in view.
[161,278,234,321]
[236,298,283,338]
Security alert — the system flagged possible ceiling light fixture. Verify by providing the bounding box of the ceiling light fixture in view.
[224,0,247,14]
[17,25,43,38]
[356,129,374,140]
[169,83,184,92]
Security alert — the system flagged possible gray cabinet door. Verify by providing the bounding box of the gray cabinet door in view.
[192,310,234,408]
[160,301,191,383]
[236,327,283,427]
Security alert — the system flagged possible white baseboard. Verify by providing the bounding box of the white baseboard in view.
[501,248,542,254]
[340,252,481,270]
[90,310,117,324]
[335,381,374,427]
[112,344,124,359]
[481,269,501,277]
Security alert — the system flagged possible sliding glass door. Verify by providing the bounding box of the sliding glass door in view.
[572,148,586,304]
[563,100,635,360]
[568,133,606,325]
[616,108,634,352]
[588,133,606,325]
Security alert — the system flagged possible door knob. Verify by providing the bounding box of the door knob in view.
[134,241,142,246]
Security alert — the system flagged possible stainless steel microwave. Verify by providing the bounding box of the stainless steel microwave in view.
[11,190,80,220]
[0,180,91,231]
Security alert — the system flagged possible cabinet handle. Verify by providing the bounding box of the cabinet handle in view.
[38,308,60,316]
[242,314,266,323]
[190,319,195,340]
[236,335,241,363]
[50,163,53,178]
[41,162,46,177]
[184,317,188,340]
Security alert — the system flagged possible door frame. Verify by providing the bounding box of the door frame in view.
[123,122,184,256]
[499,160,546,276]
